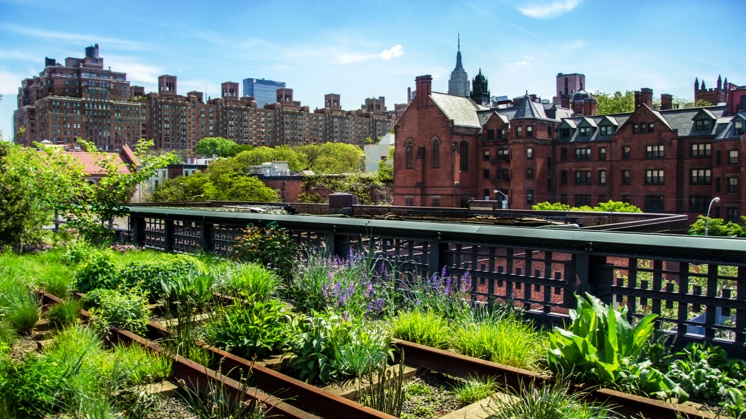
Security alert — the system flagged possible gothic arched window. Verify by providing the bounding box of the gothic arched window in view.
[405,139,414,169]
[459,141,469,172]
[431,137,440,168]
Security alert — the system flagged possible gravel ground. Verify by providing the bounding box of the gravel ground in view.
[401,370,464,419]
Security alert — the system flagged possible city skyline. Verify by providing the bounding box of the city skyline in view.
[1,0,744,140]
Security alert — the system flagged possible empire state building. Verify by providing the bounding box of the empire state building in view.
[448,35,470,97]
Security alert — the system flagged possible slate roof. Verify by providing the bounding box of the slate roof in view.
[556,114,631,143]
[514,94,548,120]
[430,92,482,129]
[657,106,726,137]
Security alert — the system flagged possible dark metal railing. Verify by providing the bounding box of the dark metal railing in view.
[127,206,746,357]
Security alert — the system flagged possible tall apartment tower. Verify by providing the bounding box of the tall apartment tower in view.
[447,35,470,97]
[221,81,239,99]
[325,94,341,110]
[243,78,286,107]
[276,88,293,103]
[158,75,178,96]
[553,72,585,107]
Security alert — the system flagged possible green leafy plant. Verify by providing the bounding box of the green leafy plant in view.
[88,288,150,334]
[357,354,405,417]
[547,293,686,402]
[111,343,172,385]
[666,343,745,401]
[390,309,451,349]
[204,298,293,359]
[232,223,298,279]
[177,363,265,419]
[120,253,205,301]
[72,249,119,292]
[452,375,498,405]
[224,262,281,301]
[722,387,746,419]
[482,380,616,419]
[47,299,82,329]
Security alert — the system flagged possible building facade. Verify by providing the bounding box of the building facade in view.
[394,74,746,222]
[242,78,286,107]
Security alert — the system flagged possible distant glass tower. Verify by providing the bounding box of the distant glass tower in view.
[448,34,470,97]
[242,78,286,107]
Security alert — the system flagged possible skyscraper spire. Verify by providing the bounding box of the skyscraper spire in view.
[448,33,470,97]
[455,33,463,70]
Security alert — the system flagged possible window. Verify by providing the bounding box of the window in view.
[600,125,613,136]
[599,147,607,160]
[498,169,509,180]
[497,129,505,139]
[717,150,722,165]
[483,189,490,200]
[560,128,571,138]
[691,143,711,157]
[405,197,414,206]
[633,124,639,134]
[483,168,490,179]
[527,147,534,159]
[716,177,721,193]
[431,197,440,207]
[645,169,664,184]
[431,139,440,168]
[560,194,568,204]
[487,129,494,140]
[735,121,744,136]
[640,123,647,134]
[645,195,664,211]
[598,194,607,204]
[548,126,553,137]
[483,150,490,161]
[599,170,607,185]
[695,119,712,131]
[574,194,591,207]
[575,148,591,160]
[622,146,630,159]
[690,196,709,212]
[527,189,534,204]
[579,127,592,137]
[646,145,664,158]
[622,194,630,203]
[516,126,523,138]
[405,140,414,169]
[459,141,469,172]
[727,208,739,223]
[497,148,509,161]
[527,126,533,137]
[729,150,739,164]
[691,169,711,184]
[527,168,534,179]
[560,148,568,161]
[622,170,631,185]
[728,177,738,193]
[575,170,592,185]
[560,170,568,185]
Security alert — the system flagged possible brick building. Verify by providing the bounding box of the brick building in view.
[14,45,393,151]
[394,74,746,222]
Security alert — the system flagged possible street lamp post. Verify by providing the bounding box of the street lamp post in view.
[705,196,720,236]
[493,190,509,209]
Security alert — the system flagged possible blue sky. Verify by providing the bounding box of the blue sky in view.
[1,0,744,139]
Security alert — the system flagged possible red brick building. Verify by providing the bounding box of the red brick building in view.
[394,74,746,222]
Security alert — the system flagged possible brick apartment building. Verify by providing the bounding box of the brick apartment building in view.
[14,45,393,152]
[394,74,746,221]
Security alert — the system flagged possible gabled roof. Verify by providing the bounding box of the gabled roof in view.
[598,115,618,126]
[691,108,717,121]
[430,92,482,129]
[559,119,577,129]
[514,94,548,120]
[577,117,597,128]
[659,106,726,136]
[647,106,673,130]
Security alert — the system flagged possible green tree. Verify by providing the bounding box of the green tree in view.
[309,143,365,174]
[373,146,394,183]
[688,215,746,237]
[194,137,244,158]
[594,90,635,114]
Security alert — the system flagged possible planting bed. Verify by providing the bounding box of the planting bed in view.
[2,242,744,418]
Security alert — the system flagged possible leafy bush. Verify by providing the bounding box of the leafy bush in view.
[453,314,545,370]
[111,343,172,385]
[666,343,746,401]
[72,249,119,292]
[532,200,641,213]
[88,288,150,334]
[119,254,205,301]
[224,262,281,301]
[547,293,686,401]
[688,215,746,237]
[47,299,82,329]
[233,222,298,279]
[204,298,293,358]
[61,240,99,265]
[390,309,451,349]
[285,313,392,384]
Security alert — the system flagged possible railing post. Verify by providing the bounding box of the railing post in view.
[428,240,449,277]
[326,230,349,259]
[164,217,174,252]
[202,221,214,252]
[131,215,146,246]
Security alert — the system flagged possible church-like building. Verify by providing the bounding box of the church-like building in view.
[393,45,746,222]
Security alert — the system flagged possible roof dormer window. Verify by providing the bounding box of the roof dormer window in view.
[579,127,592,137]
[695,120,711,131]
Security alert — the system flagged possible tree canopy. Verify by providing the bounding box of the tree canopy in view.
[594,91,635,115]
[532,200,641,213]
[194,137,252,158]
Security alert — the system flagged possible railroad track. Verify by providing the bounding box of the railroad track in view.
[40,292,719,419]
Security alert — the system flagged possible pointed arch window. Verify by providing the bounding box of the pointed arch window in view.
[431,138,440,168]
[405,139,414,169]
[459,141,469,172]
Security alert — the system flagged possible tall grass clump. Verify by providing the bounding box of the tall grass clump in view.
[390,309,451,349]
[4,289,40,335]
[46,299,82,329]
[452,312,546,370]
[452,375,498,405]
[483,380,617,419]
[224,262,281,300]
[178,363,265,419]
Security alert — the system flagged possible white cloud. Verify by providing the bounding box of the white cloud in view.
[0,25,153,51]
[517,0,581,19]
[105,55,163,86]
[379,45,404,60]
[0,69,29,94]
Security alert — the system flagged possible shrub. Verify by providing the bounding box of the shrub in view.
[119,254,205,301]
[666,343,745,401]
[397,267,472,320]
[232,222,298,279]
[47,299,82,329]
[39,274,73,298]
[547,293,686,402]
[224,262,281,300]
[390,310,451,349]
[72,250,119,292]
[88,288,150,334]
[61,240,99,265]
[204,298,293,359]
[111,343,172,385]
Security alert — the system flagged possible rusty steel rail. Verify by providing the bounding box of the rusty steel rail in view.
[394,339,718,419]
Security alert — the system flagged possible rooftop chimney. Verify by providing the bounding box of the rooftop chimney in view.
[660,94,673,110]
[641,88,653,108]
[414,75,432,110]
[634,91,641,108]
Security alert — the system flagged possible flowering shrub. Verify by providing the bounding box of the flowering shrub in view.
[397,266,472,320]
